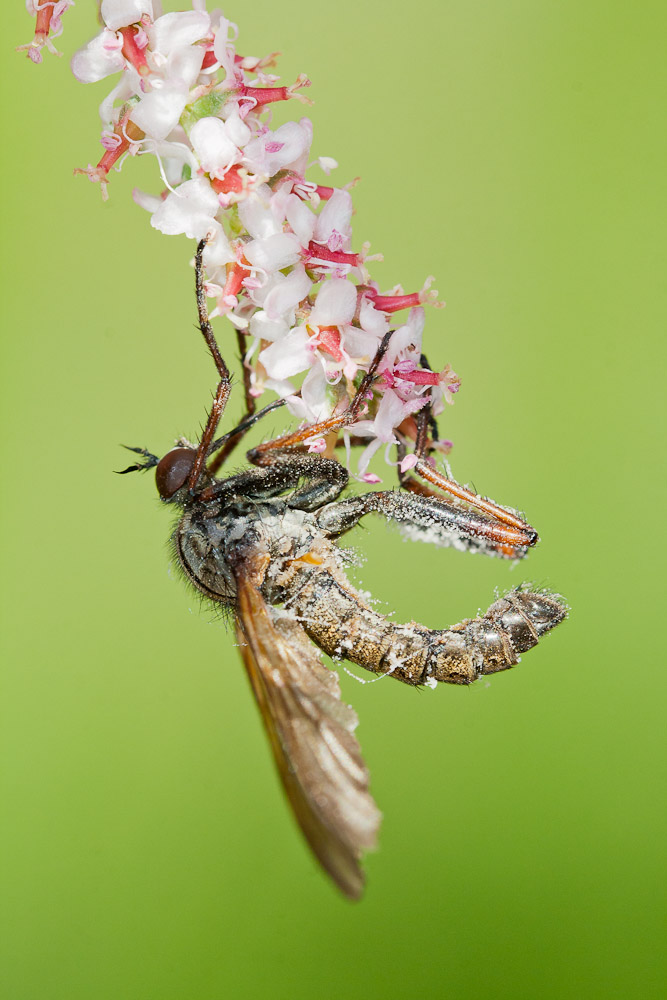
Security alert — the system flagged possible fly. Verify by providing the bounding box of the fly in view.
[120,240,567,899]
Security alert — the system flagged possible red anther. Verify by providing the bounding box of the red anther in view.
[119,27,149,75]
[368,291,422,313]
[306,241,360,266]
[237,84,290,106]
[210,167,244,194]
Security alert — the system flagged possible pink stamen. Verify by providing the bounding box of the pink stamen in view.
[327,230,344,252]
[134,29,149,51]
[75,115,145,189]
[236,84,290,106]
[306,241,360,266]
[368,291,422,313]
[400,454,419,474]
[393,362,440,386]
[315,185,334,200]
[34,3,55,42]
[100,131,123,152]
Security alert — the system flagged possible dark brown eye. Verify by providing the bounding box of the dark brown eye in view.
[155,448,196,499]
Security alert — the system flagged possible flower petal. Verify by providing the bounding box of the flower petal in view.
[190,117,238,177]
[262,265,312,320]
[259,326,312,379]
[249,311,289,343]
[244,233,302,272]
[372,387,427,442]
[314,188,352,244]
[285,194,316,246]
[300,364,331,422]
[243,120,312,176]
[131,86,189,140]
[150,10,211,55]
[150,177,220,238]
[359,297,389,337]
[71,30,124,83]
[238,188,282,240]
[101,0,153,31]
[310,277,357,326]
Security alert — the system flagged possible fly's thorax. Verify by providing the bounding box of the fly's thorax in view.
[174,506,239,603]
[174,498,323,605]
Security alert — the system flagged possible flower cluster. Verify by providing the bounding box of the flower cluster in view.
[24,0,461,480]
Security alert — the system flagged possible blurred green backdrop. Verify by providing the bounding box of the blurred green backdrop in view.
[2,2,665,998]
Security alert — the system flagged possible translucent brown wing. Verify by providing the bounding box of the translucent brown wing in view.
[234,572,381,900]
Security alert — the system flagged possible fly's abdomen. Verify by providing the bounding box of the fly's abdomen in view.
[291,567,566,686]
[435,590,568,683]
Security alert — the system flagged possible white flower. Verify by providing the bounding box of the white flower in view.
[243,232,302,273]
[71,30,125,83]
[243,120,313,177]
[100,1,154,32]
[190,114,250,178]
[151,178,226,247]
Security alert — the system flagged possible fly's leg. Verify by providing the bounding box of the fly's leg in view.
[207,327,257,475]
[233,332,393,508]
[398,406,540,552]
[246,330,394,462]
[198,451,348,509]
[316,490,535,559]
[187,239,232,492]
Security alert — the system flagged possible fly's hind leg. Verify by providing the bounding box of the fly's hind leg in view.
[317,490,536,560]
[397,404,540,553]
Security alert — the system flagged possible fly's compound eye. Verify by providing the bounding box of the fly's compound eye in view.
[155,448,197,500]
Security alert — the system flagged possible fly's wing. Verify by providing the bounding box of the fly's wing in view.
[234,573,381,900]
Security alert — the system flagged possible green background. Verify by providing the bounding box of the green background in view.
[2,2,665,997]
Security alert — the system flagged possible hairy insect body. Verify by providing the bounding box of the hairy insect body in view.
[279,551,563,686]
[123,239,567,899]
[175,494,565,687]
[175,498,322,604]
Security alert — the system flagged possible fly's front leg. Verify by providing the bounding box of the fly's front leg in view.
[240,332,394,509]
[188,238,232,491]
[246,330,394,461]
[317,490,535,559]
[199,451,348,509]
[207,327,257,475]
[247,450,349,511]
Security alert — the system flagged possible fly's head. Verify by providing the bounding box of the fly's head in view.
[117,444,209,506]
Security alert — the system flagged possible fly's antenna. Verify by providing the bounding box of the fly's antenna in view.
[116,445,159,475]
